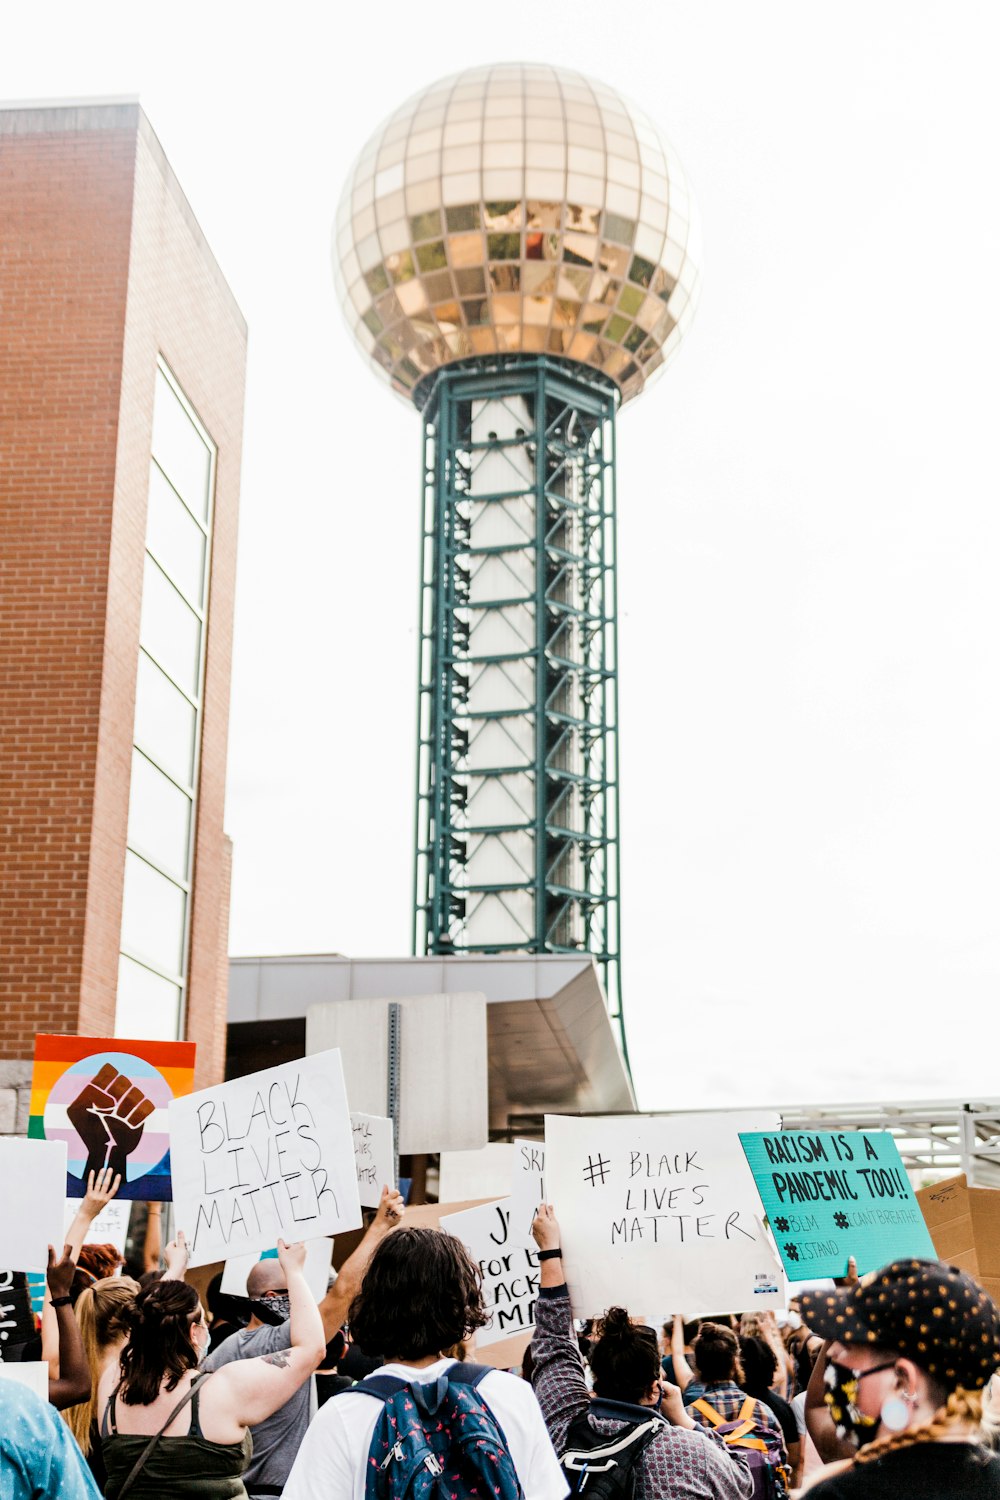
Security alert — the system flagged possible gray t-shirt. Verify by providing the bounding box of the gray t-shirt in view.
[204,1321,314,1495]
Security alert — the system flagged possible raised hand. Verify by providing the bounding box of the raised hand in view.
[46,1243,78,1302]
[276,1238,308,1276]
[81,1165,122,1219]
[531,1202,561,1251]
[66,1064,155,1180]
[163,1229,190,1280]
[373,1184,405,1231]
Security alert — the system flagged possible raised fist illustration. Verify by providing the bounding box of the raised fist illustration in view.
[66,1063,155,1181]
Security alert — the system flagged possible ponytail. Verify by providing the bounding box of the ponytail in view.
[589,1306,661,1406]
[118,1279,200,1406]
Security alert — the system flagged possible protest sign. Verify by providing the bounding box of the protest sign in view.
[509,1139,545,1249]
[350,1113,395,1209]
[546,1112,786,1318]
[917,1174,1000,1301]
[0,1138,67,1273]
[0,1361,48,1399]
[0,1272,37,1361]
[221,1236,333,1302]
[28,1033,196,1201]
[63,1198,130,1256]
[439,1143,515,1204]
[169,1049,362,1268]
[440,1198,539,1352]
[740,1129,936,1280]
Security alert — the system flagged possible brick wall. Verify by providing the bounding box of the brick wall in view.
[0,102,246,1095]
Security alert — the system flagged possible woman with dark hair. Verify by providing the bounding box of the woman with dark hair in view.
[283,1224,567,1500]
[688,1322,789,1494]
[739,1334,802,1485]
[97,1237,325,1500]
[526,1205,753,1500]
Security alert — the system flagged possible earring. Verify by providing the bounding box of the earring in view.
[879,1391,914,1433]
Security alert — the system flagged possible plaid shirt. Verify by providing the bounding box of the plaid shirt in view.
[531,1288,753,1500]
[688,1383,789,1498]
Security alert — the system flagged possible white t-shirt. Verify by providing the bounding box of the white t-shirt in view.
[283,1357,569,1500]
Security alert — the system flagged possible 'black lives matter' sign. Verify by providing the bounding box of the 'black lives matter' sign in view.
[169,1050,363,1268]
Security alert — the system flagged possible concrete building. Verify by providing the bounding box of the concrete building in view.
[0,99,246,1111]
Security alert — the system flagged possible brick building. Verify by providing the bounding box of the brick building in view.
[0,99,246,1113]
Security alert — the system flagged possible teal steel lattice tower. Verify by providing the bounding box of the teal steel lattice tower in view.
[332,65,700,1054]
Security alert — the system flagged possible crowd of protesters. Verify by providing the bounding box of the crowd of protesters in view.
[4,1174,1000,1499]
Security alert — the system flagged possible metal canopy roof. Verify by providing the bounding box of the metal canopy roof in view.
[229,952,636,1130]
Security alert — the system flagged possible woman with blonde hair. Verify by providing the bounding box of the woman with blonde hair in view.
[65,1276,140,1488]
[798,1259,1000,1496]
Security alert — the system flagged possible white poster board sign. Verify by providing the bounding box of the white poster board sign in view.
[220,1236,333,1302]
[169,1049,362,1267]
[0,1361,48,1399]
[350,1113,395,1209]
[509,1139,545,1249]
[0,1139,67,1272]
[545,1112,787,1318]
[440,1198,539,1348]
[439,1143,515,1204]
[63,1198,130,1256]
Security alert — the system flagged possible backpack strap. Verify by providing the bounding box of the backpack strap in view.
[444,1361,492,1391]
[352,1374,410,1403]
[691,1397,725,1426]
[738,1396,757,1424]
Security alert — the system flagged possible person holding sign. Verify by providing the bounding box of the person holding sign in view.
[527,1204,755,1499]
[204,1185,405,1500]
[796,1259,1000,1497]
[96,1238,326,1500]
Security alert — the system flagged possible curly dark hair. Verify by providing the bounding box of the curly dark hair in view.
[119,1278,201,1406]
[589,1306,661,1405]
[348,1227,489,1361]
[694,1320,743,1384]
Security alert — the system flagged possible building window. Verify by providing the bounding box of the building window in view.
[115,364,216,1041]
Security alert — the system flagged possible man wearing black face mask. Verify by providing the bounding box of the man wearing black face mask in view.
[203,1186,404,1500]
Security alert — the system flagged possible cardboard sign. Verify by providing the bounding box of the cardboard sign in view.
[440,1198,539,1348]
[0,1272,37,1360]
[169,1049,362,1268]
[917,1173,1000,1300]
[0,1138,68,1273]
[28,1033,196,1201]
[220,1237,333,1302]
[350,1113,395,1209]
[509,1139,545,1250]
[740,1129,936,1280]
[546,1112,786,1318]
[0,1361,48,1399]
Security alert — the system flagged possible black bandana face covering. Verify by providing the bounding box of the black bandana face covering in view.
[824,1360,880,1447]
[250,1292,291,1326]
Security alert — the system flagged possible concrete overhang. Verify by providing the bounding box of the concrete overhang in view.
[228,953,636,1130]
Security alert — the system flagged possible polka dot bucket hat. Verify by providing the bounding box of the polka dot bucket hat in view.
[800,1259,1000,1391]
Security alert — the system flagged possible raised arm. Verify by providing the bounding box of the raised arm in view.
[670,1313,697,1392]
[215,1239,327,1428]
[143,1203,163,1274]
[45,1245,92,1409]
[527,1203,591,1454]
[63,1168,121,1261]
[317,1184,404,1341]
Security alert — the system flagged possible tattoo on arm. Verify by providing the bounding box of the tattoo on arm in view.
[261,1349,292,1369]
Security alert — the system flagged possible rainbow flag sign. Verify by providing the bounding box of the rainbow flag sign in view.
[27,1034,196,1201]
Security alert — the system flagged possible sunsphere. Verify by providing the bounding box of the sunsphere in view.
[332,62,700,406]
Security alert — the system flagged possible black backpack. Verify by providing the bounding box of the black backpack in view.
[560,1399,666,1498]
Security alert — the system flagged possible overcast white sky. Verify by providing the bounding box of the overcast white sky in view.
[8,1,1000,1113]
